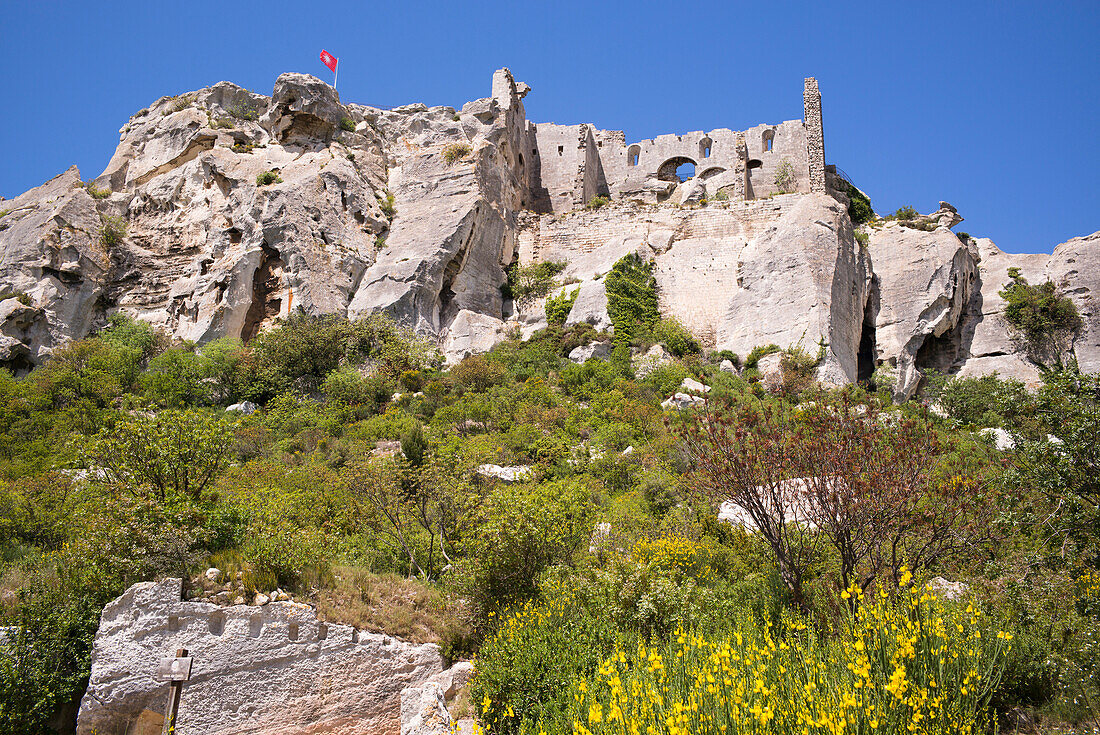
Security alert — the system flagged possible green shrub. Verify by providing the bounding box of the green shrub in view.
[744,343,781,369]
[545,288,578,325]
[773,158,796,194]
[231,142,255,154]
[374,235,386,250]
[605,254,659,346]
[339,117,357,132]
[957,231,972,243]
[379,191,396,218]
[505,261,567,307]
[98,214,127,246]
[227,103,260,121]
[887,205,919,221]
[470,581,615,735]
[998,270,1083,364]
[443,142,471,164]
[242,526,332,592]
[84,183,110,200]
[845,182,874,225]
[0,290,33,307]
[854,229,869,247]
[652,318,699,357]
[256,170,282,186]
[457,480,594,627]
[927,373,1031,428]
[711,349,740,368]
[643,363,690,398]
[585,196,609,210]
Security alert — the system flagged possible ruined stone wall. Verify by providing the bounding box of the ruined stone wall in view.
[528,123,590,213]
[803,77,826,194]
[76,578,442,735]
[743,120,812,198]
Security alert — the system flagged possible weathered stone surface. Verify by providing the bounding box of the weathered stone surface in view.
[634,344,673,378]
[661,392,706,410]
[870,222,980,400]
[476,464,532,482]
[564,279,613,332]
[400,683,451,735]
[568,341,612,363]
[441,310,506,364]
[719,359,737,373]
[76,578,442,735]
[680,377,710,393]
[926,577,969,601]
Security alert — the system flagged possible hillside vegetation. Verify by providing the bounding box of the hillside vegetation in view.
[1,307,1098,734]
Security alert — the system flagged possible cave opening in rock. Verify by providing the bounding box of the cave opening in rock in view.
[857,281,879,383]
[241,242,284,342]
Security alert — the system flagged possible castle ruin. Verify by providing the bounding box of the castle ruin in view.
[517,76,828,212]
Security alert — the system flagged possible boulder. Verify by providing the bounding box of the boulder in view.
[679,177,707,206]
[978,426,1016,451]
[634,344,673,378]
[226,401,257,415]
[400,683,451,735]
[476,464,532,482]
[680,376,711,393]
[564,279,613,332]
[568,341,612,363]
[926,577,969,601]
[76,578,442,735]
[719,359,737,373]
[661,392,706,410]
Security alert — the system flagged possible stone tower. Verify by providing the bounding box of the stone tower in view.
[803,77,826,193]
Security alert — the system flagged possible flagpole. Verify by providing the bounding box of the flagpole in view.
[333,61,338,91]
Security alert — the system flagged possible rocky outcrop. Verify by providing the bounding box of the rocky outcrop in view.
[76,578,442,735]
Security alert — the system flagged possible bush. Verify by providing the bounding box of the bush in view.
[845,182,875,225]
[927,373,1031,428]
[605,254,659,347]
[227,103,260,121]
[652,318,699,357]
[505,261,567,307]
[379,191,396,218]
[98,214,126,246]
[457,480,594,626]
[339,117,356,132]
[998,270,1083,364]
[532,582,1014,735]
[545,288,578,325]
[854,229,869,247]
[470,581,615,735]
[585,196,609,210]
[743,343,781,369]
[443,143,471,164]
[773,158,796,194]
[256,170,282,186]
[241,526,332,593]
[84,183,110,200]
[888,205,919,221]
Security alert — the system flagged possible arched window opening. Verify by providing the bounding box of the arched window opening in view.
[763,129,775,153]
[657,156,698,182]
[627,145,641,167]
[700,136,713,159]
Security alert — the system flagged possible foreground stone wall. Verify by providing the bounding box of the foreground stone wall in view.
[76,578,443,735]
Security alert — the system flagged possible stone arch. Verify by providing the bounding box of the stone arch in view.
[627,144,640,167]
[699,136,713,159]
[762,129,775,153]
[699,166,726,180]
[657,156,697,182]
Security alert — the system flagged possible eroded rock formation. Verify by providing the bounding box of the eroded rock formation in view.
[1,68,1097,393]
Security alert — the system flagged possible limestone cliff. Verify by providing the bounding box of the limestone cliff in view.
[1,68,1097,395]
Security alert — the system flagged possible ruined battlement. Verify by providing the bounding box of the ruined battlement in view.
[520,78,828,213]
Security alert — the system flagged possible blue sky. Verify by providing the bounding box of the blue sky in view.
[1,1,1096,253]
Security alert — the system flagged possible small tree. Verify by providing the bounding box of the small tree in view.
[773,158,796,194]
[999,269,1083,366]
[83,409,237,502]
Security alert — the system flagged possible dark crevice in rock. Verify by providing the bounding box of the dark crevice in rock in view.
[241,242,284,342]
[858,276,880,383]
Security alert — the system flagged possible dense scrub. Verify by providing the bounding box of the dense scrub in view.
[0,308,1098,734]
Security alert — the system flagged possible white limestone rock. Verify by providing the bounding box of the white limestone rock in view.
[226,401,257,415]
[564,279,613,332]
[719,359,737,373]
[870,222,979,400]
[926,577,969,601]
[978,426,1016,451]
[634,344,673,378]
[76,578,442,735]
[661,392,706,410]
[680,377,711,393]
[568,341,612,363]
[476,464,532,482]
[441,310,507,364]
[400,683,451,735]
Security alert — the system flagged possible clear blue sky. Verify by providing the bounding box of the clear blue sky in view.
[1,1,1096,253]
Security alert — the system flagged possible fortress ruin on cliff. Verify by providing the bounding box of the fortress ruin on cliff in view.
[519,77,828,212]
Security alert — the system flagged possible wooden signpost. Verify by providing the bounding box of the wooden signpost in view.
[156,648,192,735]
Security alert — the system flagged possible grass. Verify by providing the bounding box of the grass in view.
[379,192,397,218]
[256,170,282,186]
[313,566,466,645]
[444,143,472,165]
[84,183,111,200]
[99,214,127,246]
[586,196,609,210]
[340,117,357,132]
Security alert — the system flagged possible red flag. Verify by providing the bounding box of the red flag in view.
[320,50,338,73]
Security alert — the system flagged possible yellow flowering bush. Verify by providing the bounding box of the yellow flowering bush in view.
[520,578,1012,735]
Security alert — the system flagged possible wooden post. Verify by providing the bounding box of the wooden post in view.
[158,648,192,735]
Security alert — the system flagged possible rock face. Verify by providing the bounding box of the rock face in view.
[1,68,1097,395]
[76,578,443,735]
